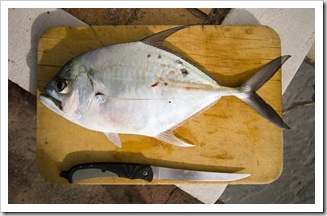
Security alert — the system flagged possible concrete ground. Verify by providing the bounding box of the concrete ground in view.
[7,8,315,204]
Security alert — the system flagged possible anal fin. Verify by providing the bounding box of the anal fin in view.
[155,130,194,147]
[104,132,122,148]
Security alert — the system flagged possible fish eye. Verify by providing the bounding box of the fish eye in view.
[55,79,69,93]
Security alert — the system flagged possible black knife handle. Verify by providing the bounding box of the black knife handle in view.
[60,162,154,183]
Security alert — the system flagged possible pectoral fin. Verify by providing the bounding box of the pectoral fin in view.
[104,132,122,148]
[155,130,194,147]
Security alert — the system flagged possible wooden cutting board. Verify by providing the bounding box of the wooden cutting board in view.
[37,25,284,184]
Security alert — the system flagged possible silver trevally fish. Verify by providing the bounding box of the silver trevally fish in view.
[40,25,290,148]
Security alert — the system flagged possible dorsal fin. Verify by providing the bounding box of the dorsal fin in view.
[142,25,221,85]
[142,25,192,49]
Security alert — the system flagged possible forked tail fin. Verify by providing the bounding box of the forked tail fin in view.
[236,56,291,129]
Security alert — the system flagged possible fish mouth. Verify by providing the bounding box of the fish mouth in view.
[39,93,64,116]
[40,93,62,109]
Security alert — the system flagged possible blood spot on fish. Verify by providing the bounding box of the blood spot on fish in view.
[180,69,188,77]
[176,59,183,65]
[185,87,191,91]
[158,55,161,59]
[151,82,159,87]
[164,82,168,86]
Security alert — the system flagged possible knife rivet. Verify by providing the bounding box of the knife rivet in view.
[143,171,148,176]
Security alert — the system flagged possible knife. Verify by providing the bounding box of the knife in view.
[60,162,251,183]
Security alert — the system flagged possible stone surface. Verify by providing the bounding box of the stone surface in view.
[283,61,315,112]
[203,8,231,24]
[219,60,315,204]
[176,184,227,204]
[128,8,203,25]
[62,8,138,25]
[198,8,213,15]
[306,41,315,64]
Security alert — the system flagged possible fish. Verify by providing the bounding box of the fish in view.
[40,25,290,148]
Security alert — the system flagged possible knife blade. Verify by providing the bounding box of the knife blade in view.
[60,162,251,183]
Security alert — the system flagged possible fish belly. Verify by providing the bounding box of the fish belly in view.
[78,42,232,136]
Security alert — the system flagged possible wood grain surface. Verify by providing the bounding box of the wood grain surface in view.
[37,25,284,184]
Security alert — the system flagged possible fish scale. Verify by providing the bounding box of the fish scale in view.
[79,41,221,100]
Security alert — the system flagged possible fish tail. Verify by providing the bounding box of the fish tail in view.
[236,56,291,129]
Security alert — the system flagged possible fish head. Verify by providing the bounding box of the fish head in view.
[40,59,94,120]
